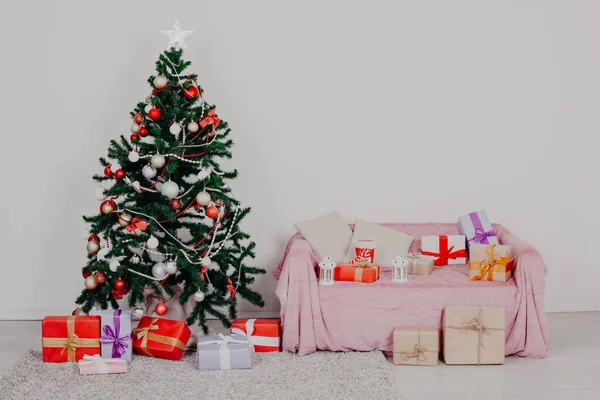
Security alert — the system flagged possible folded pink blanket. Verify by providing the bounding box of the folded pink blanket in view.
[274,223,549,358]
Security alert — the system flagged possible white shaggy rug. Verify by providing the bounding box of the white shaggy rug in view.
[0,350,398,400]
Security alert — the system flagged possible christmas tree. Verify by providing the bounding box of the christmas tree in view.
[76,21,265,332]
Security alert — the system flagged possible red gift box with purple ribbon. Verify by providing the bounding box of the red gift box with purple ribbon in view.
[457,210,499,248]
[100,310,133,361]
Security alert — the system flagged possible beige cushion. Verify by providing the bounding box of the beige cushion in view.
[343,219,414,266]
[294,211,353,262]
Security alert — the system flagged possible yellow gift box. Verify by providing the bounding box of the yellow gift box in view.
[469,244,513,282]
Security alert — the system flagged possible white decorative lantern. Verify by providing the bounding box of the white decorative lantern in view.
[391,254,408,283]
[318,256,336,286]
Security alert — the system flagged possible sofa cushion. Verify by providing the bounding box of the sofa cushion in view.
[343,219,414,266]
[294,210,353,262]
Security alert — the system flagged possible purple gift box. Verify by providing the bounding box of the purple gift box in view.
[197,333,252,370]
[457,210,499,248]
[100,310,133,361]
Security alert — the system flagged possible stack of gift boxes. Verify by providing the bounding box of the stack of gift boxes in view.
[318,209,514,285]
[41,311,282,374]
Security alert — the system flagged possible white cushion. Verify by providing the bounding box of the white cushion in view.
[343,219,414,266]
[294,211,353,262]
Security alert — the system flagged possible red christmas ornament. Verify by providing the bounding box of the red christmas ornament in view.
[94,272,106,284]
[88,235,100,243]
[113,279,126,291]
[183,85,199,99]
[155,303,168,316]
[148,107,161,121]
[206,206,219,219]
[100,199,117,214]
[115,169,126,179]
[170,198,181,210]
[194,203,202,212]
[134,113,143,124]
[103,165,113,177]
[82,267,91,279]
[130,133,140,142]
[139,126,149,137]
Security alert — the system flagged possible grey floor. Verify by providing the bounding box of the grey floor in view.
[1,312,599,399]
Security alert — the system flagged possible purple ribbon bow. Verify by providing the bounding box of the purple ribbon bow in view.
[469,227,497,244]
[100,310,132,358]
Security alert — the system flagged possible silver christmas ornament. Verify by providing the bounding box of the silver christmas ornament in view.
[118,213,132,227]
[147,236,159,249]
[165,261,178,275]
[130,123,140,134]
[128,151,140,163]
[187,121,199,133]
[193,291,205,302]
[142,165,157,179]
[74,307,88,316]
[144,104,153,113]
[85,276,98,290]
[153,74,168,89]
[160,180,180,199]
[152,262,167,279]
[170,123,181,135]
[150,154,166,168]
[109,259,120,272]
[201,256,212,267]
[195,191,211,206]
[87,241,100,254]
[133,308,144,320]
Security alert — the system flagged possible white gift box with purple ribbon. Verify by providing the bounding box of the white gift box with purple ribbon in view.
[457,210,499,248]
[197,333,252,370]
[100,310,133,361]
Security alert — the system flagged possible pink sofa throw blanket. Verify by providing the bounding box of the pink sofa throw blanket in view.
[273,223,549,358]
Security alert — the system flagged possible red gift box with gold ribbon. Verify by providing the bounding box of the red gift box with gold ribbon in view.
[334,262,380,283]
[230,318,281,352]
[132,317,191,361]
[42,316,101,363]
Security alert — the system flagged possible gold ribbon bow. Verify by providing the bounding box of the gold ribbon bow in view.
[401,344,428,364]
[353,260,376,281]
[133,318,186,357]
[41,316,100,362]
[472,244,511,281]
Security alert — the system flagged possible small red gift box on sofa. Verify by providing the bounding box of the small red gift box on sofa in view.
[133,316,191,360]
[42,316,101,363]
[230,318,281,352]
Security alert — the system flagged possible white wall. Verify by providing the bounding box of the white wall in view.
[1,0,598,319]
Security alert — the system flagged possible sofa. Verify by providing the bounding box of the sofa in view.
[273,223,549,358]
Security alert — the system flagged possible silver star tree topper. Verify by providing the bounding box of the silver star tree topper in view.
[162,19,193,50]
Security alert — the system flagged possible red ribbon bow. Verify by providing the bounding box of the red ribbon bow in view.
[421,235,467,266]
[226,278,235,300]
[126,218,148,235]
[199,110,221,133]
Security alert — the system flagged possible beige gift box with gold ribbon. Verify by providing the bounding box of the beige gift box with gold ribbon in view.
[393,326,439,366]
[443,306,505,365]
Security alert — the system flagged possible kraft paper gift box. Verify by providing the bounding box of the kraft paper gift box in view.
[42,316,101,363]
[393,326,439,366]
[133,316,191,361]
[443,306,505,365]
[469,244,514,282]
[230,318,281,352]
[78,354,128,375]
[100,310,133,361]
[421,235,467,266]
[406,253,434,275]
[457,210,499,248]
[334,262,380,283]
[197,333,253,370]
